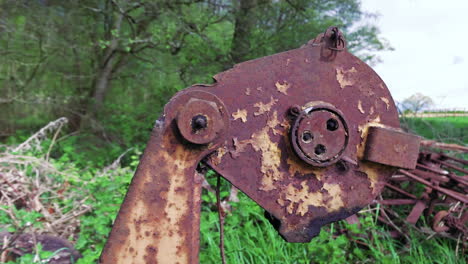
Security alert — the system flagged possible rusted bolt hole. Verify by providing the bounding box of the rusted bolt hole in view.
[289,105,301,117]
[326,118,339,131]
[314,144,326,155]
[336,160,348,172]
[301,131,313,143]
[191,115,207,131]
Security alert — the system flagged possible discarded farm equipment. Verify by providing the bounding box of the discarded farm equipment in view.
[375,144,467,242]
[99,27,465,264]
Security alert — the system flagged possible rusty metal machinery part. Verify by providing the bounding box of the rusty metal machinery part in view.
[176,92,229,144]
[100,27,422,263]
[290,103,349,167]
[374,149,467,240]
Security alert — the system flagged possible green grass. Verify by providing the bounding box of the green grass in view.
[198,188,465,264]
[1,117,466,263]
[401,116,468,144]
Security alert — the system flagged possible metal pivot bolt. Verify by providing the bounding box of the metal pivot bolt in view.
[192,115,208,131]
[177,94,228,145]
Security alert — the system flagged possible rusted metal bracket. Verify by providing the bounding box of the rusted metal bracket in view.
[99,27,421,263]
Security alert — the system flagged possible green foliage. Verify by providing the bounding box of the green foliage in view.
[3,138,466,263]
[0,0,391,165]
[401,116,468,144]
[74,165,134,263]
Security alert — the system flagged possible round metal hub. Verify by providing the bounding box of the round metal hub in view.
[291,105,349,167]
[177,97,226,145]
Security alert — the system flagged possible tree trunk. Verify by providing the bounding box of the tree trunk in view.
[231,0,266,63]
[87,9,125,120]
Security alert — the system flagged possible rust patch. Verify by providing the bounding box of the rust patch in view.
[336,66,357,88]
[232,109,248,122]
[254,96,278,116]
[275,81,291,95]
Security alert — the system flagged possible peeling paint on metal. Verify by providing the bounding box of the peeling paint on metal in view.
[358,100,365,114]
[356,116,385,159]
[275,81,291,95]
[232,109,248,123]
[279,181,344,216]
[336,66,357,88]
[211,146,227,165]
[380,97,390,110]
[253,96,278,116]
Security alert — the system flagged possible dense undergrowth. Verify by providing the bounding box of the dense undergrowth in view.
[0,117,466,263]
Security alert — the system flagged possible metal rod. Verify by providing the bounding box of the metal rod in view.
[434,159,468,174]
[398,169,468,204]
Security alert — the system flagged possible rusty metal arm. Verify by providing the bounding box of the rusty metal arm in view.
[99,91,229,264]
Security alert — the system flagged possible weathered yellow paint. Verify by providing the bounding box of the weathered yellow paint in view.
[280,181,344,216]
[283,181,325,216]
[336,66,357,88]
[232,109,248,123]
[108,142,196,264]
[286,157,324,181]
[254,96,278,116]
[267,111,281,135]
[356,116,384,159]
[380,97,390,110]
[358,100,365,114]
[275,81,291,95]
[251,127,283,191]
[358,163,386,193]
[233,111,283,191]
[211,146,227,165]
[322,183,344,211]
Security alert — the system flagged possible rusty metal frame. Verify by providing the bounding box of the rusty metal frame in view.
[99,27,423,263]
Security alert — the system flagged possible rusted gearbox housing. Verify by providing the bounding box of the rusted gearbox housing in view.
[99,27,421,263]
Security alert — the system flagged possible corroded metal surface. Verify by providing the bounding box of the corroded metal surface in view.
[205,29,406,242]
[364,126,421,169]
[375,150,467,240]
[100,91,228,264]
[101,27,422,263]
[290,103,349,167]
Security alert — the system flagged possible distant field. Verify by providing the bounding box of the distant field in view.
[402,113,468,118]
[401,116,468,144]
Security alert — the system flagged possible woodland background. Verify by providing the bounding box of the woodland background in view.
[0,1,466,263]
[0,0,389,165]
